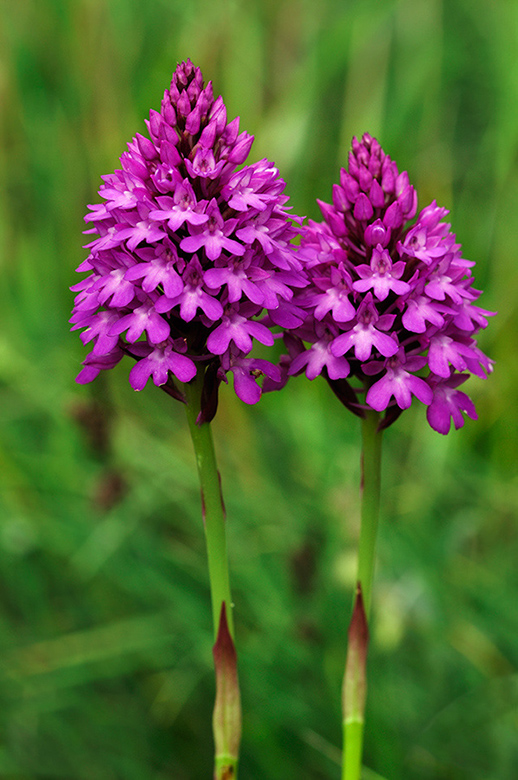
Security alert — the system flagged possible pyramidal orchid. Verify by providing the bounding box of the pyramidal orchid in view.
[275,134,495,780]
[71,60,306,780]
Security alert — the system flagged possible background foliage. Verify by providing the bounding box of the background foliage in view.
[0,1,516,778]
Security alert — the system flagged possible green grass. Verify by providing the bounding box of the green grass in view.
[0,1,517,778]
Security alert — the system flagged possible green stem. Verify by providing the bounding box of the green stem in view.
[342,410,383,780]
[184,369,234,641]
[343,721,364,780]
[184,369,240,779]
[357,410,383,620]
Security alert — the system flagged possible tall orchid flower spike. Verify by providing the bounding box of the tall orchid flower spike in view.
[71,60,305,780]
[71,58,305,419]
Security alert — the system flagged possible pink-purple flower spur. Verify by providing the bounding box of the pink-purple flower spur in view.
[284,134,494,434]
[71,60,304,415]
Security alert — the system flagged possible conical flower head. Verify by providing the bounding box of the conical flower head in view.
[284,134,494,433]
[71,60,304,416]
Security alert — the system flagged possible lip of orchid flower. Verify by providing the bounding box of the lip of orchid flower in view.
[71,59,304,414]
[282,133,494,433]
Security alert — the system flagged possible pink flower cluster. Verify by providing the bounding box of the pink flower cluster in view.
[72,64,493,436]
[70,60,304,413]
[283,134,493,434]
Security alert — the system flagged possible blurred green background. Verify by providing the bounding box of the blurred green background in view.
[0,0,516,778]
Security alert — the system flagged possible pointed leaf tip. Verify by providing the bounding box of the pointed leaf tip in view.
[213,603,237,668]
[343,583,369,724]
[348,582,369,654]
[212,603,242,765]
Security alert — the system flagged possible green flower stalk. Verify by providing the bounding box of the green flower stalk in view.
[184,369,235,640]
[183,367,241,779]
[342,410,381,780]
[356,411,383,619]
[183,366,241,777]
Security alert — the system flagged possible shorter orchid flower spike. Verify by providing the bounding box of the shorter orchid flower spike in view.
[276,133,494,434]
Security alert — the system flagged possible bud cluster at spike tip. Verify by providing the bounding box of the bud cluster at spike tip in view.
[70,60,305,413]
[277,134,494,434]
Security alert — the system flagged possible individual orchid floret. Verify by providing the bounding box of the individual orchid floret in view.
[425,374,478,434]
[353,244,411,301]
[180,199,244,261]
[149,181,209,231]
[289,322,351,381]
[305,263,356,323]
[279,133,494,433]
[124,240,184,298]
[71,60,304,416]
[331,294,398,362]
[128,341,197,389]
[365,351,433,412]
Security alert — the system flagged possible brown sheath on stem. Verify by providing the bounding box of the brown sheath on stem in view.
[212,603,242,778]
[342,582,369,724]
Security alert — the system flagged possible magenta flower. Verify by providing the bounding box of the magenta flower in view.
[280,134,494,433]
[331,294,398,362]
[426,374,478,434]
[353,244,411,301]
[364,351,433,412]
[71,60,303,415]
[149,181,209,232]
[180,199,245,261]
